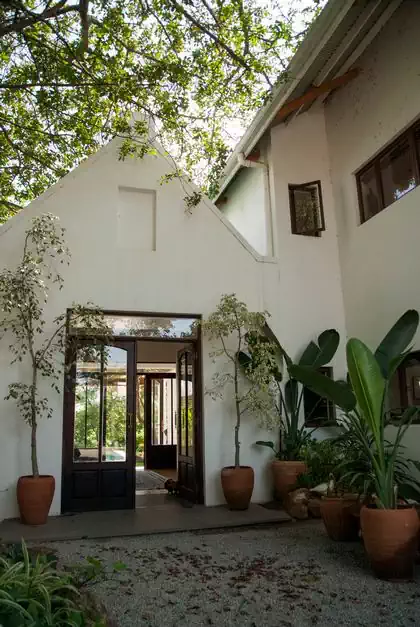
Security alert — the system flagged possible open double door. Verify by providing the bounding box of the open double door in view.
[61,341,201,512]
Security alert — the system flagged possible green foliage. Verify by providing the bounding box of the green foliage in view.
[0,540,83,626]
[296,439,343,489]
[290,310,420,508]
[251,329,341,461]
[0,214,109,476]
[0,541,126,626]
[202,293,273,466]
[0,0,322,222]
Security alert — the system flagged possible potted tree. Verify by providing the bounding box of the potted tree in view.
[0,214,108,525]
[291,311,420,579]
[202,294,273,510]
[250,329,340,500]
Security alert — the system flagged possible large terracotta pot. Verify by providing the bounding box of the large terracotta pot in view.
[361,505,419,580]
[17,475,55,526]
[272,460,306,501]
[320,496,359,541]
[221,466,254,510]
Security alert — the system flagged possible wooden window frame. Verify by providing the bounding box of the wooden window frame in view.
[356,119,420,224]
[289,180,325,237]
[304,366,336,427]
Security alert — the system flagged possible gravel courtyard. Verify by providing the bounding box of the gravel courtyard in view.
[51,520,420,627]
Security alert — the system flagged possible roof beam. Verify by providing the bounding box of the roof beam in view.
[272,67,360,126]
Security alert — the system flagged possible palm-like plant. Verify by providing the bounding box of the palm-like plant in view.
[241,328,340,461]
[291,310,420,508]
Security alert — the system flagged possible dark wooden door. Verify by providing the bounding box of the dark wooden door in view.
[62,340,136,512]
[144,374,177,470]
[176,348,198,501]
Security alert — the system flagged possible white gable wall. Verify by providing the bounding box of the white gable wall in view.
[0,140,279,520]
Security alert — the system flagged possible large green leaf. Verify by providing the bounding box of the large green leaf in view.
[374,310,419,378]
[316,329,340,366]
[346,339,385,434]
[298,329,340,368]
[289,364,356,412]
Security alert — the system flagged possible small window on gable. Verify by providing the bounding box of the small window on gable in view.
[304,366,336,427]
[289,181,325,236]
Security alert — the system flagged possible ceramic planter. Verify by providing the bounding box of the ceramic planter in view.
[320,496,360,541]
[361,505,419,580]
[17,475,55,525]
[221,466,254,510]
[271,460,306,501]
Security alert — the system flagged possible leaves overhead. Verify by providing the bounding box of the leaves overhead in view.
[0,0,322,222]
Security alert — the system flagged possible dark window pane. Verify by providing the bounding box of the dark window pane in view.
[380,139,416,208]
[289,181,324,236]
[304,367,335,426]
[359,166,381,221]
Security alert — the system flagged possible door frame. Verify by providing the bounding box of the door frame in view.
[61,310,204,510]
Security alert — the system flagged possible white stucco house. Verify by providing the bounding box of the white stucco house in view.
[0,0,419,521]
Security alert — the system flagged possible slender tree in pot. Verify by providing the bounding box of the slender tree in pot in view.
[245,329,340,500]
[291,311,420,580]
[0,214,108,525]
[202,294,273,510]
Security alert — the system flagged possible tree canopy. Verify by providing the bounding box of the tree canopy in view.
[0,0,321,223]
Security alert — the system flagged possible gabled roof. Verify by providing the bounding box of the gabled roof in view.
[216,0,403,199]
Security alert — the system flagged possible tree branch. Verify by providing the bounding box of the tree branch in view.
[0,1,79,37]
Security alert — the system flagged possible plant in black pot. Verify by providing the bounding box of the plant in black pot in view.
[0,214,108,525]
[202,294,274,510]
[243,329,340,501]
[291,310,420,579]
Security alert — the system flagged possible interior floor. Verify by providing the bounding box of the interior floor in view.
[135,467,178,506]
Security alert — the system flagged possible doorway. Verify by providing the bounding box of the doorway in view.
[61,312,203,513]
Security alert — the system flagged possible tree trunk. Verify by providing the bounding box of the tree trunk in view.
[31,367,39,477]
[234,362,241,467]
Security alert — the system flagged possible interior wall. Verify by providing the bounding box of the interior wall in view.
[136,340,187,363]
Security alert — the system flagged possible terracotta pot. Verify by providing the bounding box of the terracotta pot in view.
[17,475,55,526]
[271,460,306,501]
[221,466,254,510]
[320,496,360,541]
[361,505,419,580]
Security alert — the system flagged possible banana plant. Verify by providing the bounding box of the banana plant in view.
[290,310,420,508]
[240,327,340,461]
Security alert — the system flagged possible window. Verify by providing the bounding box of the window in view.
[304,366,335,427]
[289,180,325,236]
[357,120,420,223]
[390,352,420,420]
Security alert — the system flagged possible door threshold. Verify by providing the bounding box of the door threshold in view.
[136,489,168,496]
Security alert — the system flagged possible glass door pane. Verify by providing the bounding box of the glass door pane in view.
[102,346,128,462]
[72,345,129,464]
[73,348,101,463]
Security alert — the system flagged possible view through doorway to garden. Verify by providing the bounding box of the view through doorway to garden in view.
[63,312,203,512]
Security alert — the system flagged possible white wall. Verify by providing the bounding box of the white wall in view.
[220,163,271,256]
[0,138,279,520]
[324,0,420,458]
[267,109,347,380]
